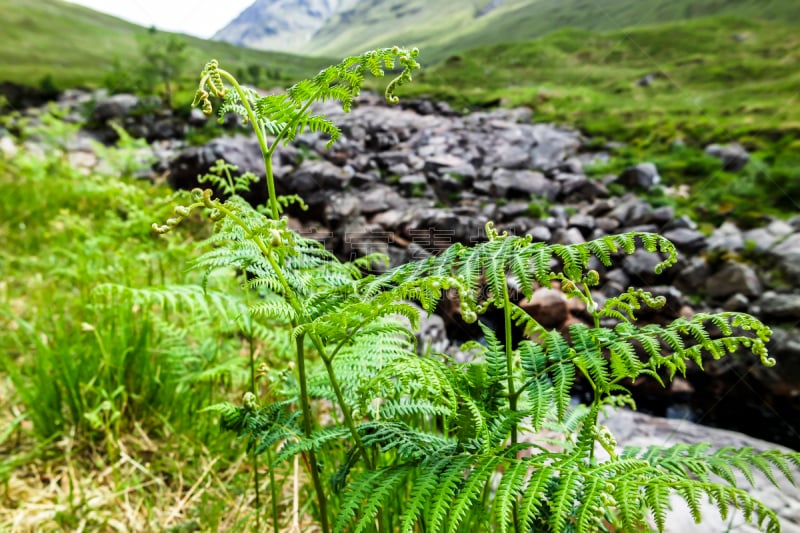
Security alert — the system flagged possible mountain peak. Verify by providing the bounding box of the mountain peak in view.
[214,0,348,53]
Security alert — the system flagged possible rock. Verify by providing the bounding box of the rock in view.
[552,227,585,245]
[705,142,750,172]
[597,408,800,533]
[743,220,794,253]
[707,221,744,252]
[529,124,582,172]
[766,233,800,285]
[488,143,531,169]
[705,262,762,299]
[557,173,609,202]
[359,185,407,216]
[490,169,559,200]
[519,287,569,329]
[283,160,352,199]
[91,93,140,122]
[187,108,208,127]
[662,228,707,252]
[0,135,17,158]
[168,136,268,204]
[722,293,750,311]
[757,291,800,320]
[676,257,710,292]
[623,249,664,285]
[618,162,661,190]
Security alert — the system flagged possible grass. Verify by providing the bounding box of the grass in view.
[401,15,800,224]
[0,0,333,92]
[0,110,298,530]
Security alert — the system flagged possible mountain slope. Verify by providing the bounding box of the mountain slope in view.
[214,0,358,54]
[215,0,800,62]
[0,0,332,90]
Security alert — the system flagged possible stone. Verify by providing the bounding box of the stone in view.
[722,293,750,312]
[0,136,17,158]
[187,108,208,127]
[168,136,269,204]
[676,257,710,292]
[623,249,664,285]
[529,124,582,172]
[743,220,794,253]
[707,221,744,252]
[705,262,762,299]
[757,291,800,320]
[91,93,140,122]
[519,287,569,329]
[662,228,707,252]
[597,408,800,533]
[490,169,559,200]
[704,142,750,172]
[283,159,352,197]
[618,162,661,190]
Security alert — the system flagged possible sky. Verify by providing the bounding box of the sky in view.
[64,0,254,38]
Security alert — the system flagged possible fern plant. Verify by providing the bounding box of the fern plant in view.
[151,48,799,532]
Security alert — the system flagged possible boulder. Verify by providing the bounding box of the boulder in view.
[704,142,750,172]
[519,287,568,329]
[705,262,762,300]
[490,169,559,200]
[618,162,661,190]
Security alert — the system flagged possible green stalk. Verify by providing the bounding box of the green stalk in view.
[247,330,262,531]
[500,275,521,533]
[215,70,280,220]
[295,334,330,533]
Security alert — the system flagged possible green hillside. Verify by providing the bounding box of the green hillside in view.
[306,0,800,62]
[406,15,800,222]
[0,0,331,90]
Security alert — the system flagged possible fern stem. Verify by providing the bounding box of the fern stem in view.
[247,330,262,529]
[216,69,280,219]
[500,276,521,533]
[295,333,331,533]
[266,448,280,533]
[500,280,517,447]
[314,336,375,471]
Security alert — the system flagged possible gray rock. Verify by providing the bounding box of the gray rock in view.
[676,257,711,292]
[722,293,750,311]
[707,221,744,252]
[487,143,530,169]
[359,185,407,216]
[557,173,609,202]
[597,408,800,533]
[705,142,750,172]
[757,291,800,320]
[568,213,595,235]
[618,162,661,190]
[91,93,140,122]
[552,227,585,245]
[490,169,559,200]
[284,159,352,198]
[705,262,762,299]
[527,225,552,243]
[623,249,664,285]
[529,125,582,172]
[187,108,208,127]
[168,136,268,203]
[743,220,794,253]
[662,228,707,252]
